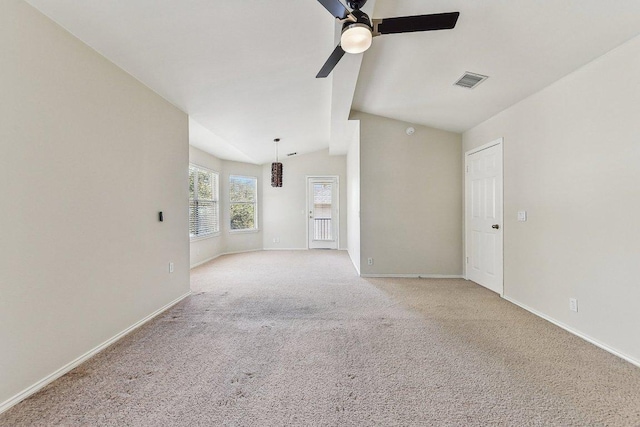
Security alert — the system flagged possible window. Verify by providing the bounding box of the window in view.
[189,164,219,239]
[229,175,257,231]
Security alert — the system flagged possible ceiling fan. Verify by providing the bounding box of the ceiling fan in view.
[316,0,460,78]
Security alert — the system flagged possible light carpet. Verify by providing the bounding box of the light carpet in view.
[2,250,640,426]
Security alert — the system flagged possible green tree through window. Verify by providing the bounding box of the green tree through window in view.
[229,175,257,230]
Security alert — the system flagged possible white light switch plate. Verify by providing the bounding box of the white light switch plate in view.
[569,298,578,312]
[517,211,527,222]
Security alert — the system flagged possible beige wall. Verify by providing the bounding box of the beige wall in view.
[0,0,189,408]
[189,146,263,267]
[463,35,640,363]
[353,112,463,276]
[262,149,347,250]
[346,124,361,272]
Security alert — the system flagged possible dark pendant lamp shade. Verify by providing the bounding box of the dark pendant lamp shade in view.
[271,138,283,187]
[271,162,283,187]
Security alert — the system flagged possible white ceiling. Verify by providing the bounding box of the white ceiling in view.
[25,0,640,162]
[355,0,640,133]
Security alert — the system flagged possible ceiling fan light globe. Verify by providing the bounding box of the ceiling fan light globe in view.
[341,24,372,54]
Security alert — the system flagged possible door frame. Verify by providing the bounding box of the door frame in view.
[464,138,504,296]
[306,175,340,250]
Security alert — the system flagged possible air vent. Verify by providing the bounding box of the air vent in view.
[454,72,488,89]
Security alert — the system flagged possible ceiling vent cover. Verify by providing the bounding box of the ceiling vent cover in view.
[454,72,488,89]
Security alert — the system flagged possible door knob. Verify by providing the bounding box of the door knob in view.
[492,224,500,229]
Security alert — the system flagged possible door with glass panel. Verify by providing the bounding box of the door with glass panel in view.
[307,177,338,249]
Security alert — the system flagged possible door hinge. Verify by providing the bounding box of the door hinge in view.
[465,165,469,173]
[466,256,469,263]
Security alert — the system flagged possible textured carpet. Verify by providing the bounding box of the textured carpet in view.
[2,250,640,426]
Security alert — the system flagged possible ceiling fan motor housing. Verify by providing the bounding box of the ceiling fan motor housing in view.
[342,9,372,31]
[346,0,367,10]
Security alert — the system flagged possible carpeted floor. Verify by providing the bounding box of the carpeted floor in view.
[2,250,640,426]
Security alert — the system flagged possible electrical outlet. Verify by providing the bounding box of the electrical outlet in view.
[367,258,373,266]
[169,262,174,273]
[569,298,578,312]
[272,237,280,243]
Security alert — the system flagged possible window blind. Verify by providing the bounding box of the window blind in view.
[189,165,219,238]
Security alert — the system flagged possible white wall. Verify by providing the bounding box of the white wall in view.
[346,123,361,273]
[0,0,189,408]
[463,35,640,364]
[262,149,347,250]
[353,112,463,276]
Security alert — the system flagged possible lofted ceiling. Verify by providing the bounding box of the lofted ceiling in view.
[24,0,640,163]
[354,0,640,133]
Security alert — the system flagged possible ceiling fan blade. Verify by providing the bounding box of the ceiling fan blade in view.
[316,45,346,78]
[317,0,350,20]
[374,12,460,35]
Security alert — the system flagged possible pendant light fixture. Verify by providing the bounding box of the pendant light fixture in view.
[271,138,283,187]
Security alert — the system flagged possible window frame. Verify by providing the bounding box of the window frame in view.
[229,174,259,233]
[189,163,220,241]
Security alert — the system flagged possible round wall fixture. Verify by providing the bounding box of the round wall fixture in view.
[405,127,415,136]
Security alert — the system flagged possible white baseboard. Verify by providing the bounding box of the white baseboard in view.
[190,248,263,269]
[0,291,192,416]
[360,274,464,279]
[346,250,360,275]
[502,295,640,369]
[222,248,262,256]
[190,254,222,269]
[192,248,350,268]
[262,248,307,251]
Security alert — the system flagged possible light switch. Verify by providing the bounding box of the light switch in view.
[517,211,527,222]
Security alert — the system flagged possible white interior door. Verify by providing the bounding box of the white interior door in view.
[308,177,338,249]
[465,139,503,294]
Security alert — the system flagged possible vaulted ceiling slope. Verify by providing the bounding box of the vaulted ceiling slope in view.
[354,0,640,133]
[25,1,640,162]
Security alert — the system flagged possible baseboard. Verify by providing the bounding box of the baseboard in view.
[262,248,307,251]
[0,291,192,415]
[192,248,349,267]
[190,249,263,269]
[222,248,262,256]
[502,295,640,369]
[346,250,360,275]
[190,254,222,269]
[360,274,464,279]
